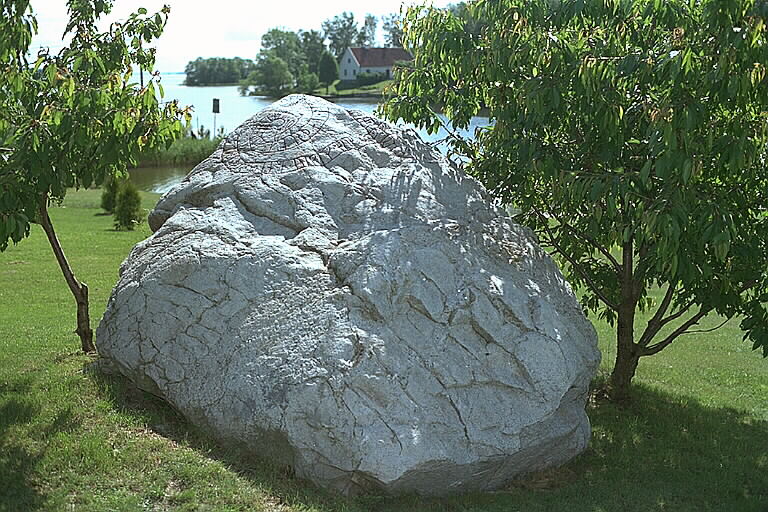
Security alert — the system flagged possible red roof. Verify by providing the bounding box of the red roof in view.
[349,47,413,67]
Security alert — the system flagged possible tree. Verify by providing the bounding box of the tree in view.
[382,13,404,48]
[356,14,377,47]
[382,0,768,399]
[318,50,339,94]
[114,180,142,230]
[260,28,306,79]
[0,1,187,353]
[322,12,359,60]
[252,54,294,97]
[299,29,326,75]
[447,2,486,36]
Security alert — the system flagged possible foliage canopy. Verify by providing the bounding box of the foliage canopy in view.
[241,28,323,97]
[249,55,294,97]
[382,13,404,48]
[383,0,768,397]
[299,29,326,74]
[356,14,378,47]
[0,0,187,351]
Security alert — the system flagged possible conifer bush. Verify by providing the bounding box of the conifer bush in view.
[100,177,120,213]
[113,181,142,230]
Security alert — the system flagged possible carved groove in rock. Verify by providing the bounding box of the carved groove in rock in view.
[97,95,601,496]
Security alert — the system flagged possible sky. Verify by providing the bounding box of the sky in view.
[29,0,454,72]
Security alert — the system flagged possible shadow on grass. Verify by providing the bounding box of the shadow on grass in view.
[451,383,768,512]
[0,391,83,512]
[90,369,355,511]
[89,369,768,512]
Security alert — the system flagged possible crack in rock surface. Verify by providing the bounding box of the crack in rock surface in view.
[97,95,600,496]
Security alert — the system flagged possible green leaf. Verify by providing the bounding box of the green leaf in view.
[640,160,653,186]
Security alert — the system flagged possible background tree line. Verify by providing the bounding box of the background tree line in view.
[183,57,256,86]
[182,12,406,96]
[238,11,404,97]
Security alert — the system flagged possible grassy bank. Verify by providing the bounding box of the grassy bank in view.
[0,189,766,511]
[247,80,393,100]
[136,136,220,167]
[313,79,393,99]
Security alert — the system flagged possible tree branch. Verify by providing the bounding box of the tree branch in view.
[548,209,622,272]
[738,280,758,294]
[637,283,677,347]
[684,316,731,334]
[534,208,620,311]
[641,308,710,356]
[642,280,756,351]
[39,197,81,297]
[657,299,695,328]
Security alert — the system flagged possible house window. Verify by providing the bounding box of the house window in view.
[353,69,357,75]
[344,69,347,77]
[347,58,351,63]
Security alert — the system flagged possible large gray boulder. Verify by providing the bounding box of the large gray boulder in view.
[97,95,600,496]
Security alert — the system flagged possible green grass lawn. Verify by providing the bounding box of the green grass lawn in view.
[0,189,766,511]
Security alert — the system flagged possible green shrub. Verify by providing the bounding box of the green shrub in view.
[100,176,120,213]
[334,80,357,91]
[356,71,387,87]
[113,181,142,230]
[296,72,320,94]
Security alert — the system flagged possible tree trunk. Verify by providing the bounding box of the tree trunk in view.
[608,241,640,400]
[609,322,640,401]
[38,198,96,354]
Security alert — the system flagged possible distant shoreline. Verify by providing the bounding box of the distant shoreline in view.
[183,82,241,87]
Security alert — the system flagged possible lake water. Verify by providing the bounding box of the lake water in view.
[130,72,489,194]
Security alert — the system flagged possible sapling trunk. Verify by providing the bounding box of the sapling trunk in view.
[609,332,640,400]
[38,198,96,354]
[608,241,640,400]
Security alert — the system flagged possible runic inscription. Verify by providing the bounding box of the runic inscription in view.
[218,96,411,174]
[348,109,400,150]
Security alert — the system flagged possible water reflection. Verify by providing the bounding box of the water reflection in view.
[128,165,191,195]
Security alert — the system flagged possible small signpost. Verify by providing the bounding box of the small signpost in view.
[212,98,220,135]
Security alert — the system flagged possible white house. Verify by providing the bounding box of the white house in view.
[339,47,413,82]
